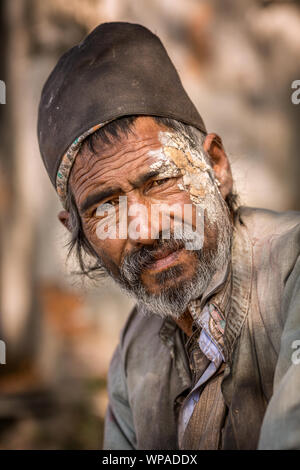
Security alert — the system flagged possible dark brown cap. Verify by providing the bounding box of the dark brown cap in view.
[37,22,207,190]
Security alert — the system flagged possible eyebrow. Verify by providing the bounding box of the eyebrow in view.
[79,170,161,213]
[129,170,160,188]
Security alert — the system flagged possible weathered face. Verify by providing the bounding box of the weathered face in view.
[68,116,232,318]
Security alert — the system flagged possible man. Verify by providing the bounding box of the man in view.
[38,22,300,450]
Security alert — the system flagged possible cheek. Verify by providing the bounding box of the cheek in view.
[162,181,199,226]
[171,177,215,231]
[82,216,126,269]
[148,181,204,234]
[202,210,219,251]
[82,217,100,248]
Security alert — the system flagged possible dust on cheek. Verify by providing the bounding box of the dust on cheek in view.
[148,131,221,222]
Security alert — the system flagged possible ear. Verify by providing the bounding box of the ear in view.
[58,210,72,232]
[203,133,233,199]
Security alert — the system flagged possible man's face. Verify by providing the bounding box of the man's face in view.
[69,117,232,319]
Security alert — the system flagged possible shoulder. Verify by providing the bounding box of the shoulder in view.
[236,206,300,242]
[235,207,300,326]
[236,206,300,264]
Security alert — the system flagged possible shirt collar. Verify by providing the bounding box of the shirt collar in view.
[188,258,231,323]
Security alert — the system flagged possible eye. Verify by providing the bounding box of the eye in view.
[150,177,171,188]
[93,200,118,217]
[105,199,119,207]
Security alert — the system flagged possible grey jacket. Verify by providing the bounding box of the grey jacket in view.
[103,206,300,450]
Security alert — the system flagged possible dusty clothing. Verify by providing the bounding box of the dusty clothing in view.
[103,206,300,450]
[178,268,232,449]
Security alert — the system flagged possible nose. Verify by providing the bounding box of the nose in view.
[126,196,159,247]
[123,193,182,252]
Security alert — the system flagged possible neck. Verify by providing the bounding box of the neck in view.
[174,309,194,337]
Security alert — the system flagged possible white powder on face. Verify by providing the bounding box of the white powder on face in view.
[148,131,223,223]
[148,147,181,179]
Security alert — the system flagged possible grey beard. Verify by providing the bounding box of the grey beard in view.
[114,197,233,321]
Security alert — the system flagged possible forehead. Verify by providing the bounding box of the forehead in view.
[70,117,167,196]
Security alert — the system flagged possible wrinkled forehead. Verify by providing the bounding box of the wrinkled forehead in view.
[70,117,213,208]
[69,121,173,190]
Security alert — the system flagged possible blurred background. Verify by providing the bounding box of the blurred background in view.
[0,0,299,449]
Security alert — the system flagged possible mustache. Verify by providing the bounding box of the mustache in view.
[120,233,187,285]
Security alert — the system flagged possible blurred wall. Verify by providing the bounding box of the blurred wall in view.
[0,0,299,449]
